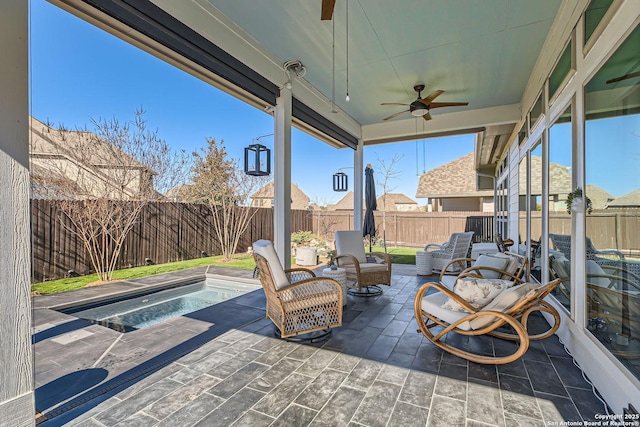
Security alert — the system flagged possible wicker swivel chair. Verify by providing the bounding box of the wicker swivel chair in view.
[253,240,342,341]
[334,230,392,296]
[425,231,474,274]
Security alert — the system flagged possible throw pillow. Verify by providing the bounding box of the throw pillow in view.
[471,254,509,279]
[441,278,513,312]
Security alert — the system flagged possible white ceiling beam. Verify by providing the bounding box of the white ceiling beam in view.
[361,104,521,145]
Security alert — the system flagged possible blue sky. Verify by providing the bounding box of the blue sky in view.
[29,0,475,205]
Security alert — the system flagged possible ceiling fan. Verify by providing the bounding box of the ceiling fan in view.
[381,84,469,121]
[321,0,337,20]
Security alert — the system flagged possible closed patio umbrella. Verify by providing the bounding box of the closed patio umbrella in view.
[363,163,377,252]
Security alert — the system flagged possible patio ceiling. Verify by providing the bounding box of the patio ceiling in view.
[60,0,564,171]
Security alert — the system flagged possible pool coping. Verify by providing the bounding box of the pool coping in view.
[32,265,266,420]
[33,265,260,311]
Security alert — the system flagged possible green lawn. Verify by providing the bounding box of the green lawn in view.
[31,254,257,295]
[33,247,421,296]
[371,246,420,265]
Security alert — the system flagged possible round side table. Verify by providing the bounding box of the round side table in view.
[416,251,433,276]
[322,267,348,306]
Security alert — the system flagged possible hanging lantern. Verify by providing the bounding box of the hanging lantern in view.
[333,171,348,192]
[244,143,271,176]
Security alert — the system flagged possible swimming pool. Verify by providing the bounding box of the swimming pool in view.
[61,277,259,332]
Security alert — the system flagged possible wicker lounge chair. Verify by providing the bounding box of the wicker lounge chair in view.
[425,231,474,274]
[414,278,562,364]
[334,230,392,296]
[253,240,343,341]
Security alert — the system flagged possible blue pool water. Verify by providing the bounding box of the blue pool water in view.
[61,278,258,332]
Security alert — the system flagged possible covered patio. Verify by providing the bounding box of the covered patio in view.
[33,265,604,426]
[1,0,638,424]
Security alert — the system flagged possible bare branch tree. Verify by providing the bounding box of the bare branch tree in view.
[30,109,190,282]
[186,138,268,261]
[376,153,403,249]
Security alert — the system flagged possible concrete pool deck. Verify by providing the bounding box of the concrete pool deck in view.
[33,264,608,426]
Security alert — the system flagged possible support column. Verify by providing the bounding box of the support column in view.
[0,1,35,426]
[353,139,364,230]
[274,87,292,269]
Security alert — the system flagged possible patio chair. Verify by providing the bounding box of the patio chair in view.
[549,233,626,264]
[334,230,392,296]
[439,251,529,290]
[424,231,474,274]
[252,240,342,341]
[414,278,562,364]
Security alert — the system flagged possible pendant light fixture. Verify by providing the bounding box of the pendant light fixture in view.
[345,0,350,102]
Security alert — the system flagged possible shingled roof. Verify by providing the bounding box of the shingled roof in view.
[416,153,492,198]
[585,184,614,209]
[327,191,365,211]
[377,193,418,211]
[607,188,640,208]
[251,181,310,210]
[518,156,572,195]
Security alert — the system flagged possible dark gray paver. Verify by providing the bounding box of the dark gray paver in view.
[35,265,608,426]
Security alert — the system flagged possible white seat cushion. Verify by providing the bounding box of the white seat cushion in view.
[441,278,512,312]
[469,282,540,330]
[420,292,472,331]
[253,240,290,290]
[471,254,509,279]
[586,260,611,288]
[440,275,457,290]
[335,230,367,264]
[343,262,388,274]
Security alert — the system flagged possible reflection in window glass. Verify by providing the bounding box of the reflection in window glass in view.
[585,25,640,380]
[549,43,572,100]
[518,122,527,146]
[548,106,572,311]
[530,142,543,276]
[518,155,528,253]
[584,0,614,44]
[530,94,543,129]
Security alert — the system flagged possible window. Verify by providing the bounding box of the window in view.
[584,24,640,379]
[529,94,543,130]
[548,105,572,311]
[584,0,614,44]
[549,42,573,101]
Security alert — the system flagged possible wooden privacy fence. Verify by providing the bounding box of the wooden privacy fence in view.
[33,199,639,283]
[310,210,493,247]
[31,200,311,283]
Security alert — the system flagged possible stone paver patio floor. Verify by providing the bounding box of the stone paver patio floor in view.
[33,264,608,426]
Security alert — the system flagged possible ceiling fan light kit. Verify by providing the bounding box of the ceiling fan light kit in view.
[381,84,469,121]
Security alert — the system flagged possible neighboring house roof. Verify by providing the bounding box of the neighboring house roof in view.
[29,116,154,199]
[585,184,614,210]
[518,156,572,195]
[416,153,492,198]
[607,188,640,208]
[251,181,310,210]
[165,184,193,202]
[327,191,364,211]
[377,193,418,211]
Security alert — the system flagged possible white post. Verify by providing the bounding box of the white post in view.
[353,139,364,230]
[274,86,292,269]
[0,1,35,425]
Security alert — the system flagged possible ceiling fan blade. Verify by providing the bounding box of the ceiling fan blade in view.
[383,110,409,121]
[423,111,432,121]
[321,0,336,20]
[429,101,469,109]
[381,102,410,106]
[421,90,445,105]
[606,70,640,84]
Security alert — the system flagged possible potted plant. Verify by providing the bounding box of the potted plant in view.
[566,188,593,214]
[327,250,338,270]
